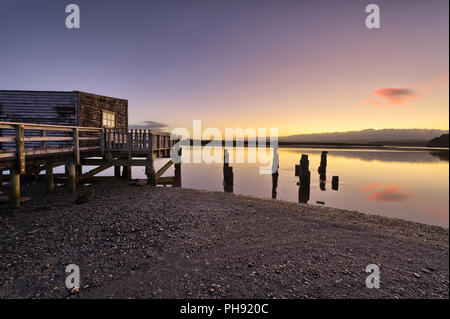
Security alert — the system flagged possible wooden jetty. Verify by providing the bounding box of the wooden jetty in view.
[0,89,180,207]
[0,121,178,207]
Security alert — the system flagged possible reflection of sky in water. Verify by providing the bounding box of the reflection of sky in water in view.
[79,147,448,227]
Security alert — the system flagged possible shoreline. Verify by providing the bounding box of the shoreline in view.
[0,179,448,298]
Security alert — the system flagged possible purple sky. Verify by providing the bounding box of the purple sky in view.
[0,0,448,135]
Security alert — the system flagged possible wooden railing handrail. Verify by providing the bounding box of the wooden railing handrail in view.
[0,121,177,174]
[0,121,103,132]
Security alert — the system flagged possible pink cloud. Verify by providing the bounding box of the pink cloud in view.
[372,88,419,106]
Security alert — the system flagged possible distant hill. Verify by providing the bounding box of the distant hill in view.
[279,129,449,145]
[427,134,449,147]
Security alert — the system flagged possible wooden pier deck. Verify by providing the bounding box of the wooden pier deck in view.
[0,121,179,207]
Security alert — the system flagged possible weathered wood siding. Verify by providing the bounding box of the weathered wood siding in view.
[77,92,128,129]
[0,91,77,125]
[0,91,78,149]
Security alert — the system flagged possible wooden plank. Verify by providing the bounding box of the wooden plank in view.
[79,146,100,151]
[79,137,100,141]
[79,165,113,180]
[24,136,73,142]
[0,152,15,159]
[155,159,173,179]
[0,121,102,132]
[0,123,15,129]
[81,158,151,166]
[0,137,15,142]
[156,176,176,184]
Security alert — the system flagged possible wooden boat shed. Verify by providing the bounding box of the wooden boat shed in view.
[0,90,180,207]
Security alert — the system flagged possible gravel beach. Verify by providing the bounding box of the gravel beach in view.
[0,179,448,299]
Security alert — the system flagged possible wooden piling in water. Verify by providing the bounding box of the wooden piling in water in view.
[296,154,311,203]
[332,176,339,191]
[223,149,233,192]
[272,147,279,199]
[173,147,182,187]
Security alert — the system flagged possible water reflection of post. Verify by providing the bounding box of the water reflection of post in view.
[332,176,339,191]
[223,149,233,193]
[271,146,279,199]
[318,151,327,191]
[295,154,311,203]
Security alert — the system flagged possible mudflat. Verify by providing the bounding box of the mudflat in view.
[0,180,448,298]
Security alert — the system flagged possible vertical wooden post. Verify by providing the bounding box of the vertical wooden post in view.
[16,125,25,174]
[332,176,339,191]
[145,153,156,186]
[123,166,132,180]
[114,166,121,177]
[318,151,327,191]
[9,169,20,208]
[106,129,112,161]
[76,165,82,179]
[296,154,311,203]
[149,132,153,155]
[73,128,80,165]
[127,130,132,160]
[223,149,233,193]
[46,163,54,193]
[272,147,279,199]
[100,128,105,157]
[67,163,76,193]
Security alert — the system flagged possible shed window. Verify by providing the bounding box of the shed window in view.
[102,111,116,128]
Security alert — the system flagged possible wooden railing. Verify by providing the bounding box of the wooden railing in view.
[104,128,176,156]
[0,121,102,173]
[0,122,177,173]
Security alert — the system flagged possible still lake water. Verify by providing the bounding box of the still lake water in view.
[95,147,449,228]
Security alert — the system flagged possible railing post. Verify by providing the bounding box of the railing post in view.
[127,130,132,160]
[15,124,25,174]
[100,128,105,157]
[73,128,80,165]
[149,132,153,155]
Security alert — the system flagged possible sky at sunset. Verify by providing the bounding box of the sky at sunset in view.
[0,0,448,136]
